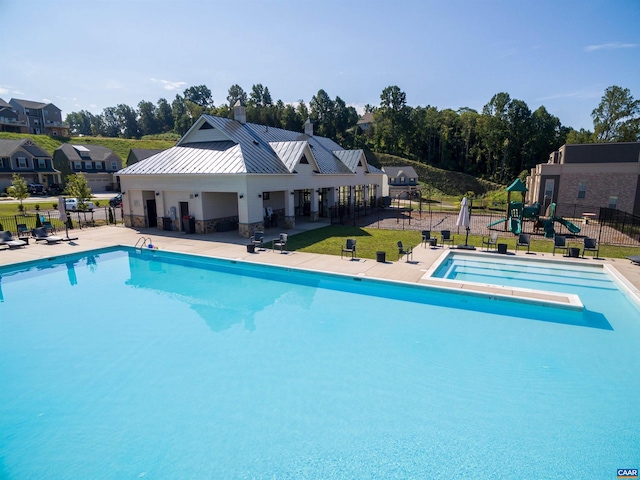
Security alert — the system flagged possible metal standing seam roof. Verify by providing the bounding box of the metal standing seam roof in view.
[120,114,370,176]
[332,149,365,173]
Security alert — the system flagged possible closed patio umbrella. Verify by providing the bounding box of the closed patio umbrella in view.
[456,197,474,249]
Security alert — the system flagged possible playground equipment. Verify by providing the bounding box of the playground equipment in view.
[538,203,581,238]
[486,178,581,237]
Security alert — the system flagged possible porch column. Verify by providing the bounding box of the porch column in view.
[310,189,320,222]
[284,190,296,229]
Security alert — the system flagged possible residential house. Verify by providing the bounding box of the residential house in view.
[0,98,26,133]
[52,144,123,192]
[356,112,374,132]
[0,138,61,192]
[382,166,419,199]
[117,104,388,237]
[526,142,640,217]
[9,98,69,136]
[126,148,165,166]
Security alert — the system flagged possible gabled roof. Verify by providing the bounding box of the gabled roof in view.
[383,166,418,178]
[356,112,374,125]
[10,98,59,110]
[0,138,50,158]
[55,143,119,161]
[269,141,316,173]
[0,98,12,109]
[332,149,366,173]
[119,115,358,176]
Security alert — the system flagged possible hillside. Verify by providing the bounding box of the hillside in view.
[368,152,503,196]
[0,133,176,166]
[0,133,503,195]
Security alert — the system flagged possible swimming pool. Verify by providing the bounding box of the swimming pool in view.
[1,247,639,478]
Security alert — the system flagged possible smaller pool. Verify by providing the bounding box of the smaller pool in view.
[429,251,640,323]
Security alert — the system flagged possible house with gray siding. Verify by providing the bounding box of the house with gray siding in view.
[382,166,419,199]
[117,104,388,237]
[0,98,26,133]
[53,144,123,192]
[0,138,61,192]
[9,98,69,136]
[526,142,640,217]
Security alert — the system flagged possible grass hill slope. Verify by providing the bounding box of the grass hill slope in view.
[0,133,175,166]
[368,152,503,196]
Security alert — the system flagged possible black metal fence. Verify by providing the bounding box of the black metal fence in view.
[0,207,121,237]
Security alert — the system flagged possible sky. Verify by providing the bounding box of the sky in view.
[1,0,639,131]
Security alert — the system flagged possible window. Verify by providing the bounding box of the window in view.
[111,161,118,170]
[544,179,555,200]
[577,183,586,199]
[0,158,4,168]
[95,162,103,170]
[608,196,618,210]
[299,155,309,164]
[74,161,82,170]
[17,157,27,168]
[84,161,93,169]
[38,159,46,168]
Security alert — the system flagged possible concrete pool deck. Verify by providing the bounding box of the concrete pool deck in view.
[2,222,640,304]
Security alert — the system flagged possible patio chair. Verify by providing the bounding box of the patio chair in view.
[440,230,454,248]
[481,232,499,251]
[421,230,431,247]
[32,227,63,244]
[341,238,357,259]
[397,241,413,262]
[627,255,640,265]
[251,231,264,250]
[273,233,288,253]
[515,233,531,253]
[552,235,568,256]
[582,237,599,258]
[0,230,27,249]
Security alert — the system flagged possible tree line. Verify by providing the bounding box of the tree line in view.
[65,84,639,184]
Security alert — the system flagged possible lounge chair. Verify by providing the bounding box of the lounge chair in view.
[482,232,499,251]
[341,238,357,259]
[582,237,599,258]
[273,233,288,253]
[251,231,264,250]
[515,233,531,253]
[628,256,640,265]
[552,235,568,256]
[17,223,30,239]
[43,220,56,234]
[440,230,454,248]
[32,227,63,244]
[0,230,27,249]
[397,241,413,262]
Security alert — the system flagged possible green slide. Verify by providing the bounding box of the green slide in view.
[487,218,507,228]
[556,217,581,234]
[510,217,522,235]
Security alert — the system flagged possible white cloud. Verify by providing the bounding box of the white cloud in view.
[584,42,638,52]
[0,85,9,95]
[151,78,187,91]
[536,87,602,102]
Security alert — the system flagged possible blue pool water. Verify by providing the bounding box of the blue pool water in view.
[1,248,639,479]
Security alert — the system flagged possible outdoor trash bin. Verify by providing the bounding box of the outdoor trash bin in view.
[247,244,256,253]
[376,251,386,263]
[162,217,173,231]
[183,215,195,234]
[497,243,508,254]
[568,247,580,258]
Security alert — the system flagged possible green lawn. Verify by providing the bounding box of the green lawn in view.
[269,225,640,260]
